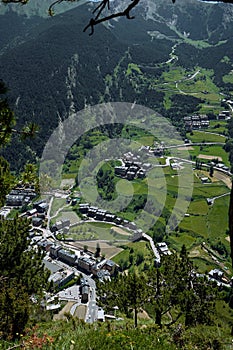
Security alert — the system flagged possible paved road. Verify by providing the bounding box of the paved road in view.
[85,275,98,323]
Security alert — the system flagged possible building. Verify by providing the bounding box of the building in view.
[50,244,62,258]
[115,166,128,177]
[27,208,37,216]
[79,203,90,214]
[32,217,43,227]
[81,285,89,303]
[37,202,48,213]
[126,171,136,180]
[0,207,11,219]
[157,242,171,256]
[102,259,117,276]
[6,194,25,207]
[208,269,224,281]
[218,110,231,120]
[49,269,75,289]
[57,249,77,266]
[77,256,96,274]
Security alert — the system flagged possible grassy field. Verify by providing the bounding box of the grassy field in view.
[186,130,226,143]
[112,241,154,272]
[208,120,228,134]
[188,145,230,166]
[50,198,67,217]
[52,210,80,225]
[69,222,132,242]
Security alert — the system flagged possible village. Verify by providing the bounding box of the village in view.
[1,143,233,323]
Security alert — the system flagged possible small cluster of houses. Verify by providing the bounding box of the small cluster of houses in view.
[157,242,172,256]
[184,110,232,131]
[218,110,231,120]
[29,233,118,297]
[208,268,232,288]
[114,151,152,181]
[79,203,133,227]
[51,218,70,234]
[23,199,48,227]
[35,238,117,283]
[184,114,209,131]
[6,185,37,207]
[211,162,230,172]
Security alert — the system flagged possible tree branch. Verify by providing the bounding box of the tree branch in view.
[83,0,140,35]
[1,0,233,35]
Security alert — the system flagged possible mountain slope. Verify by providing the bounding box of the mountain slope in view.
[0,0,233,169]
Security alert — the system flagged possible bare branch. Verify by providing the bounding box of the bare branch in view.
[84,0,141,35]
[2,0,233,34]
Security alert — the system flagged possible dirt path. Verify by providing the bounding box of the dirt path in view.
[53,301,75,320]
[214,170,232,189]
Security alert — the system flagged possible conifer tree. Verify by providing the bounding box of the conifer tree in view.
[0,217,50,339]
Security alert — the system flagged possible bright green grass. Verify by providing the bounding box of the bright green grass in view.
[193,182,229,198]
[223,72,233,84]
[188,145,230,166]
[207,195,229,241]
[187,199,209,215]
[179,215,208,238]
[52,210,80,225]
[50,198,67,217]
[191,256,219,273]
[126,63,142,76]
[162,66,185,82]
[70,222,131,241]
[112,241,154,271]
[167,233,196,250]
[208,120,228,134]
[187,131,226,143]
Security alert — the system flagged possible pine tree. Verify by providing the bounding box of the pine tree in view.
[0,217,50,339]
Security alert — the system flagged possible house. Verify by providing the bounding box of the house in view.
[88,207,98,218]
[114,217,122,225]
[95,210,106,221]
[27,208,37,216]
[218,111,231,120]
[208,269,224,281]
[97,308,105,322]
[137,169,146,178]
[77,256,96,274]
[126,171,135,180]
[81,285,89,303]
[79,203,90,214]
[115,166,128,177]
[32,217,43,227]
[104,213,116,222]
[129,165,139,173]
[157,242,171,256]
[57,249,77,265]
[49,269,75,289]
[37,202,48,213]
[0,207,11,219]
[201,177,209,183]
[6,194,24,207]
[50,244,62,258]
[102,260,117,276]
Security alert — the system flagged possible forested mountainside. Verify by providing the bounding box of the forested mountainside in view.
[0,0,233,170]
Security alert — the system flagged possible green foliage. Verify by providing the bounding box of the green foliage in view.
[0,80,15,146]
[0,217,50,339]
[97,271,148,328]
[97,161,118,201]
[0,156,15,207]
[99,246,219,331]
